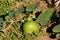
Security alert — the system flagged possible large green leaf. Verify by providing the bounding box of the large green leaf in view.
[53,24,60,33]
[36,8,56,25]
[26,2,39,11]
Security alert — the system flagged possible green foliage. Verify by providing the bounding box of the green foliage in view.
[53,24,60,33]
[11,28,22,38]
[9,7,25,17]
[13,21,22,30]
[0,21,22,40]
[0,27,2,31]
[0,18,4,24]
[16,7,25,13]
[26,2,39,11]
[33,30,43,36]
[36,8,56,25]
[22,33,36,40]
[0,0,59,40]
[5,16,10,20]
[5,7,25,20]
[52,24,60,38]
[0,0,13,16]
[56,33,60,38]
[8,11,16,18]
[0,32,7,38]
[9,21,23,40]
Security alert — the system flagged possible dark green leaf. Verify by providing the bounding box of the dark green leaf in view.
[17,7,25,13]
[8,7,25,18]
[53,24,60,33]
[8,11,16,18]
[36,8,56,25]
[26,2,39,11]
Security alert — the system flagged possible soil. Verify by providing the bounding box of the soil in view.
[34,34,58,40]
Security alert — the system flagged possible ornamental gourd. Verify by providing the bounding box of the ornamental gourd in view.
[23,17,40,34]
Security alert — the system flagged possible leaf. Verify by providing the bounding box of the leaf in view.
[8,11,16,18]
[0,27,2,31]
[36,8,56,25]
[56,33,60,38]
[0,18,4,24]
[14,21,22,29]
[26,2,39,11]
[5,16,10,20]
[16,7,25,13]
[8,7,25,18]
[53,24,60,33]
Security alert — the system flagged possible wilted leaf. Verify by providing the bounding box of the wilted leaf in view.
[26,2,39,11]
[36,8,56,25]
[53,24,60,33]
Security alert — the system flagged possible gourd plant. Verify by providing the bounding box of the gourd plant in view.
[0,1,41,40]
[0,0,59,40]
